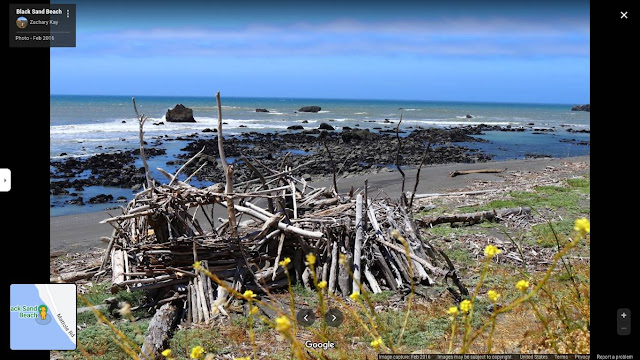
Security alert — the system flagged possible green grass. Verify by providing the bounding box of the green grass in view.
[64,320,149,359]
[377,310,451,349]
[78,282,112,308]
[369,290,395,303]
[530,220,575,248]
[169,327,222,358]
[458,178,589,217]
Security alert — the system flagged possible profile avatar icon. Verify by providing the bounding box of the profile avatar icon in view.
[35,304,51,325]
[16,17,28,29]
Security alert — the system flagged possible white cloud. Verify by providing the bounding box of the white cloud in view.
[70,18,589,57]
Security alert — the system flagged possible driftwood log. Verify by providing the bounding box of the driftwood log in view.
[418,207,531,226]
[139,302,181,359]
[449,168,505,177]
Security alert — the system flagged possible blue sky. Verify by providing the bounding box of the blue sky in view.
[50,1,590,103]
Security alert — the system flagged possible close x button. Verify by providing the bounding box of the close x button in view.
[617,308,631,336]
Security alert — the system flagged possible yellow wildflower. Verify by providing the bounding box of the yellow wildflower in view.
[242,290,256,300]
[370,337,383,349]
[275,315,291,332]
[488,290,501,302]
[484,245,502,258]
[317,280,327,289]
[118,302,131,317]
[279,257,291,267]
[190,346,205,359]
[233,357,250,360]
[193,261,202,271]
[250,305,259,315]
[306,253,316,266]
[339,253,347,264]
[447,306,459,316]
[161,349,172,357]
[516,280,530,292]
[459,300,472,313]
[349,292,361,301]
[574,218,590,236]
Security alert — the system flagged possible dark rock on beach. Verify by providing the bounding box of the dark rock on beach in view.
[88,194,114,204]
[287,125,304,130]
[66,197,84,205]
[299,106,321,113]
[318,123,335,131]
[166,104,196,122]
[571,104,590,112]
[256,108,269,113]
[202,128,217,133]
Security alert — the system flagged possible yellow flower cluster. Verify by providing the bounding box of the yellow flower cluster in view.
[370,337,384,349]
[317,280,327,289]
[233,357,251,360]
[574,218,590,236]
[190,345,205,359]
[487,290,501,302]
[242,290,256,300]
[459,300,472,313]
[279,257,291,267]
[250,306,259,315]
[516,280,530,292]
[275,315,291,332]
[306,253,316,266]
[349,292,361,301]
[193,261,202,271]
[161,349,172,357]
[339,253,347,265]
[447,306,459,316]
[484,245,502,258]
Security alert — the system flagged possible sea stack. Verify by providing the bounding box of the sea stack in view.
[166,104,196,122]
[298,106,321,113]
[571,104,590,112]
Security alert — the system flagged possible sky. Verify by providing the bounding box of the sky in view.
[50,0,590,103]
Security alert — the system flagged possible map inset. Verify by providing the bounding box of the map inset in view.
[10,284,76,350]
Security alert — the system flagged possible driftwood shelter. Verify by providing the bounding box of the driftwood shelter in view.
[93,93,476,357]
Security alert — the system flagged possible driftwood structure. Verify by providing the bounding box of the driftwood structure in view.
[96,93,472,357]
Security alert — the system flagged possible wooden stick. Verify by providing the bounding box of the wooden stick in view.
[132,97,153,189]
[99,228,117,271]
[363,265,382,294]
[228,203,324,239]
[352,194,363,291]
[449,168,505,177]
[111,249,125,292]
[328,239,338,294]
[216,91,239,238]
[272,233,286,281]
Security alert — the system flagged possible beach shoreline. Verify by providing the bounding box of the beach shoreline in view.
[50,155,590,254]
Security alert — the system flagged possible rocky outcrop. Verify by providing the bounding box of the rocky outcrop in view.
[341,129,379,143]
[466,114,473,118]
[318,123,335,130]
[299,106,321,113]
[166,104,196,122]
[287,125,304,130]
[256,108,269,113]
[571,104,590,112]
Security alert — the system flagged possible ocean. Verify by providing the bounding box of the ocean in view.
[50,95,590,216]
